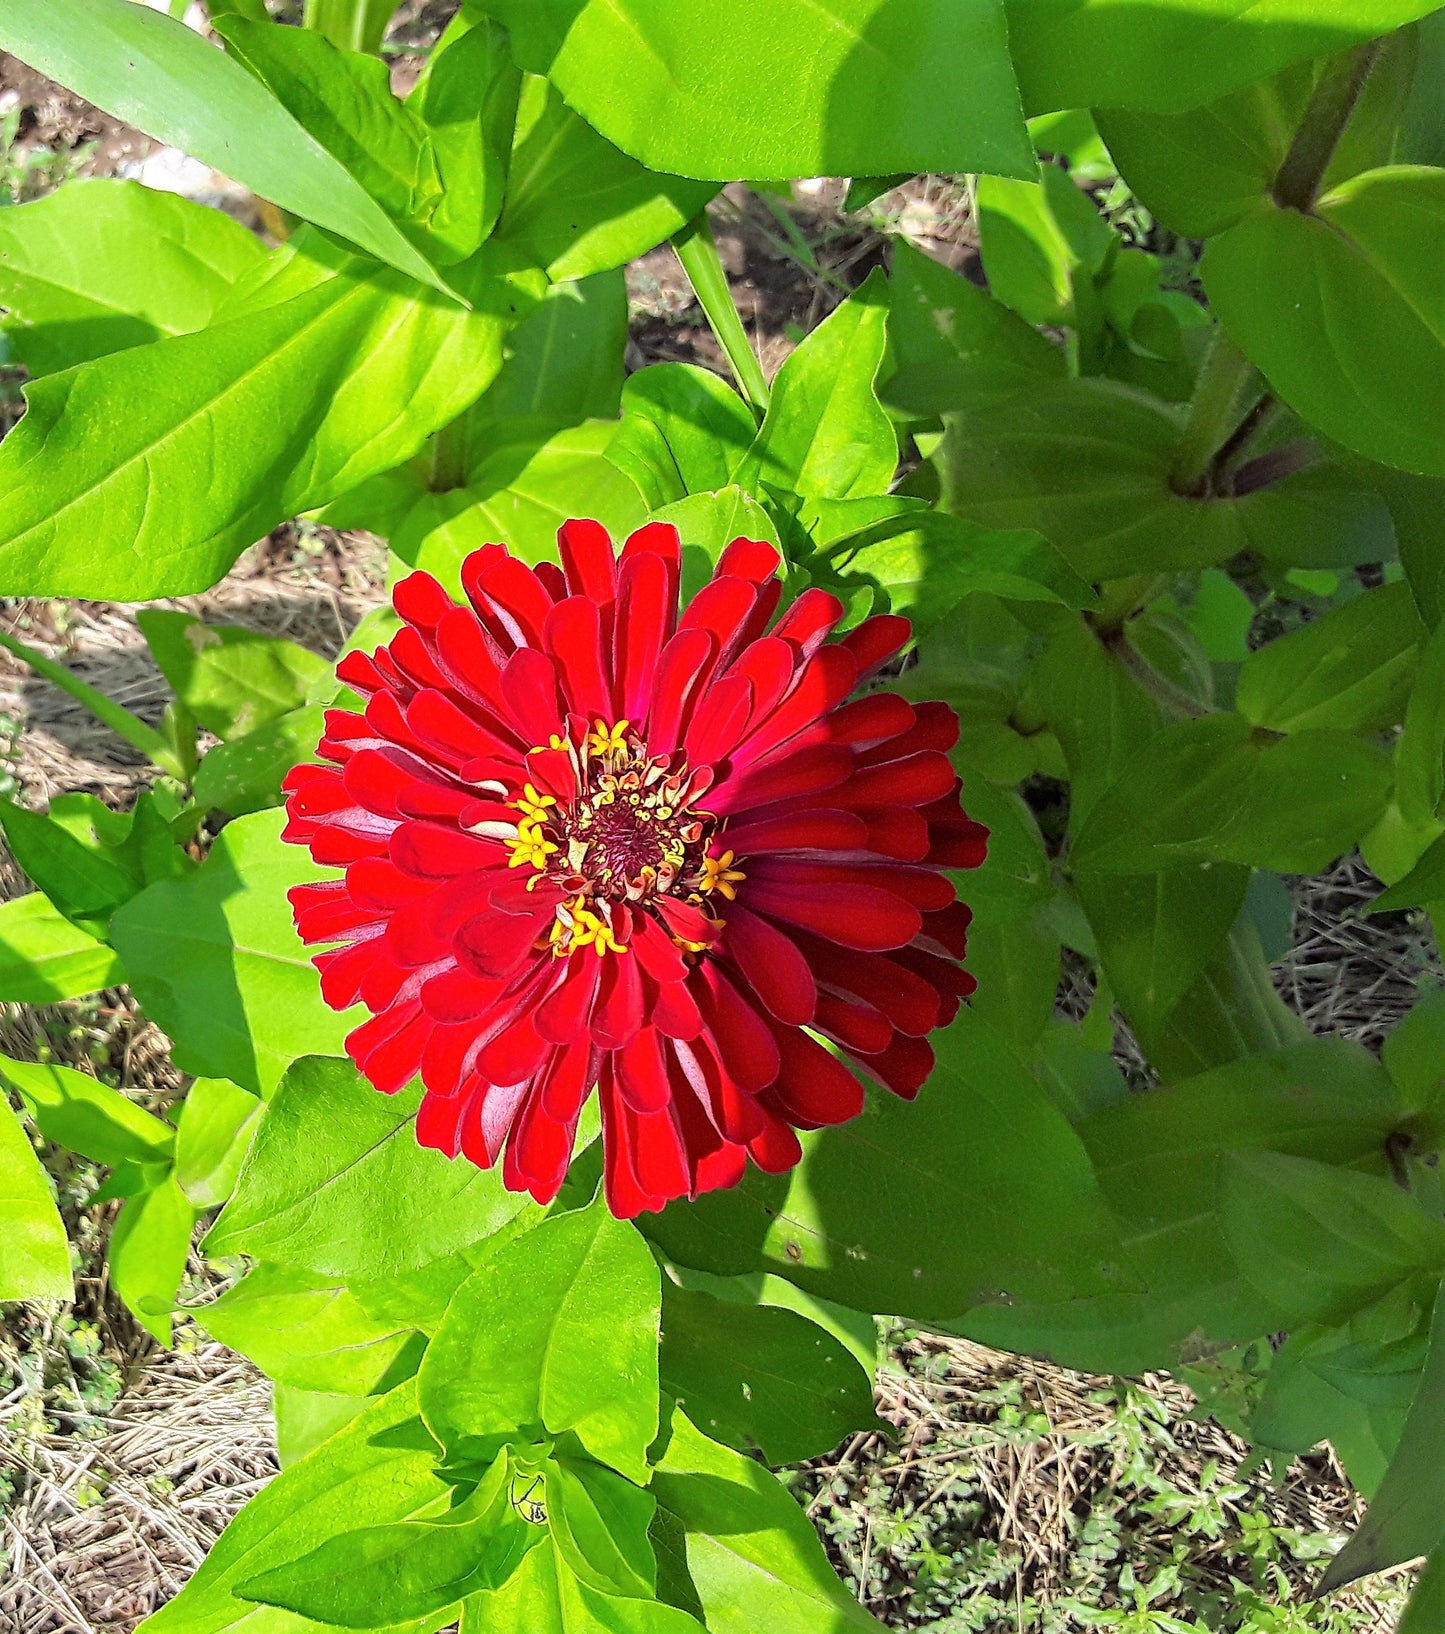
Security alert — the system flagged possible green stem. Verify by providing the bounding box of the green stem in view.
[428,416,472,493]
[1273,40,1383,212]
[672,213,770,417]
[1169,329,1255,497]
[1104,629,1210,720]
[0,625,187,781]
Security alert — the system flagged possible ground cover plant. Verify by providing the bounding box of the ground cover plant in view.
[0,0,1444,1628]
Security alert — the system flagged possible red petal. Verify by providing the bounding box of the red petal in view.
[537,957,602,1044]
[719,904,816,1025]
[592,951,644,1050]
[747,881,921,952]
[545,595,612,721]
[646,628,715,757]
[499,647,564,743]
[769,587,844,656]
[462,545,553,649]
[616,550,673,722]
[841,614,911,678]
[850,1032,934,1100]
[715,537,781,583]
[557,519,617,604]
[617,1028,672,1114]
[721,808,869,854]
[765,1026,864,1129]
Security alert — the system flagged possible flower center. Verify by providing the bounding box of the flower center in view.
[506,720,745,958]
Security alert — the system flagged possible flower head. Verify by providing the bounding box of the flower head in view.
[283,521,987,1218]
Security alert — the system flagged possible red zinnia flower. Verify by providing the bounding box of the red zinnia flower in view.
[283,521,987,1218]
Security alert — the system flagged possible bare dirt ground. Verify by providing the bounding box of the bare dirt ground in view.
[0,12,1431,1632]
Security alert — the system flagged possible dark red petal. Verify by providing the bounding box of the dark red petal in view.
[650,973,704,1041]
[765,1026,864,1129]
[479,1012,551,1085]
[857,699,960,763]
[697,962,781,1092]
[747,881,921,952]
[833,751,957,810]
[746,1113,803,1175]
[684,674,752,766]
[617,1028,672,1114]
[646,628,716,758]
[719,904,816,1025]
[592,951,644,1050]
[815,992,894,1055]
[841,614,911,679]
[499,647,564,742]
[850,1032,934,1100]
[709,743,852,816]
[769,587,844,656]
[346,1001,427,1095]
[557,518,617,604]
[722,808,868,854]
[460,1079,530,1169]
[791,932,942,1036]
[537,956,602,1044]
[750,857,955,913]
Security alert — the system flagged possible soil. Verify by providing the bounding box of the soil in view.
[0,19,1429,1634]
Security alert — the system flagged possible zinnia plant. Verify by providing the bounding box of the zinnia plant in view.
[283,520,987,1216]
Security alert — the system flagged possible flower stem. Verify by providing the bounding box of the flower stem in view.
[673,212,770,417]
[1273,40,1383,213]
[0,624,187,780]
[1169,329,1256,497]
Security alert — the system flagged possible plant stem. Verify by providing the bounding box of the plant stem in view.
[1169,329,1255,497]
[672,213,770,417]
[1273,39,1383,212]
[1208,392,1277,492]
[428,416,472,493]
[0,625,187,781]
[1103,629,1210,720]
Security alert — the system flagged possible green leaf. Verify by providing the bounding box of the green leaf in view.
[1075,863,1250,1050]
[0,796,144,938]
[0,1097,71,1302]
[1397,617,1445,826]
[0,1053,174,1169]
[820,508,1095,633]
[197,1262,422,1395]
[494,78,716,282]
[937,375,1398,580]
[138,611,331,741]
[482,0,1032,183]
[109,1171,197,1343]
[976,164,1114,329]
[110,810,359,1098]
[206,1055,532,1280]
[240,1452,533,1627]
[0,0,455,293]
[0,178,267,376]
[647,1006,1132,1325]
[608,364,758,511]
[1402,1548,1445,1634]
[194,703,327,819]
[741,271,896,503]
[1319,1287,1445,1594]
[397,420,648,591]
[883,235,1063,418]
[1004,0,1441,116]
[659,1284,878,1465]
[651,1406,883,1633]
[1071,713,1392,875]
[1223,1151,1445,1326]
[546,1456,656,1600]
[0,891,123,1003]
[963,904,1062,1051]
[173,1077,263,1210]
[138,1380,455,1634]
[1204,166,1445,479]
[462,1534,702,1634]
[0,255,513,598]
[419,1198,660,1483]
[1383,989,1445,1116]
[274,1384,376,1467]
[1237,580,1423,735]
[302,0,396,54]
[215,17,439,230]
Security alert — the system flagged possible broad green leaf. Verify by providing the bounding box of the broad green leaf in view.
[137,611,331,741]
[937,376,1398,580]
[206,1056,531,1280]
[0,1097,71,1302]
[138,1380,455,1634]
[651,1407,882,1633]
[494,78,716,282]
[395,421,648,591]
[0,891,123,1003]
[0,1053,173,1169]
[174,1077,264,1210]
[406,14,519,259]
[0,797,144,938]
[109,1172,197,1343]
[1402,1548,1445,1633]
[1223,1151,1445,1326]
[1077,1040,1403,1343]
[0,256,512,599]
[216,18,439,228]
[819,508,1095,633]
[608,364,758,511]
[197,1262,422,1395]
[110,811,358,1098]
[419,1199,660,1483]
[659,1284,878,1464]
[1397,617,1445,825]
[462,1534,701,1634]
[742,271,896,502]
[1075,863,1250,1049]
[976,165,1113,329]
[0,178,267,376]
[883,236,1063,417]
[1071,713,1392,875]
[303,0,397,54]
[239,1453,533,1627]
[963,905,1062,1051]
[274,1385,376,1468]
[1382,989,1445,1116]
[1237,580,1423,735]
[1004,0,1441,115]
[0,0,452,292]
[482,0,1032,183]
[1204,166,1445,479]
[647,1007,1132,1324]
[546,1456,656,1601]
[1319,1288,1445,1594]
[194,704,326,819]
